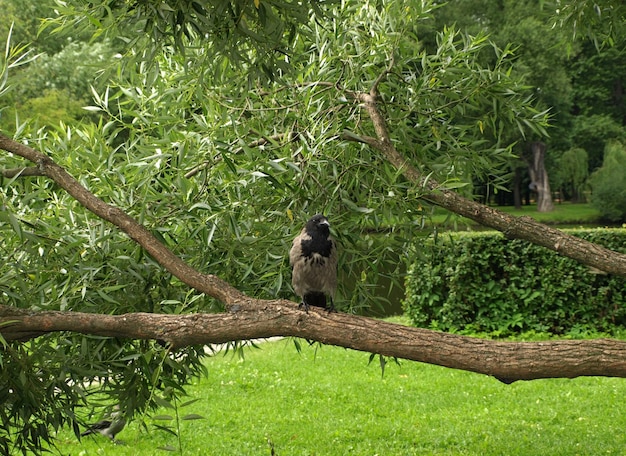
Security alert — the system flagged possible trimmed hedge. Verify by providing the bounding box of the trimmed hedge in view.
[403,229,626,335]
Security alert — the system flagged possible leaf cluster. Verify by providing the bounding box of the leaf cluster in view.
[44,0,334,81]
[0,332,207,454]
[555,0,626,48]
[553,147,589,201]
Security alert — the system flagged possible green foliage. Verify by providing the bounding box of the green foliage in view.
[555,0,626,48]
[1,89,92,131]
[494,3,572,117]
[569,45,626,122]
[431,1,572,130]
[554,147,589,202]
[42,0,547,312]
[0,124,209,453]
[403,229,626,336]
[567,40,626,172]
[427,0,626,200]
[590,141,626,222]
[570,114,626,172]
[0,336,206,454]
[0,29,116,132]
[0,0,67,55]
[0,25,38,99]
[45,0,334,80]
[17,40,117,101]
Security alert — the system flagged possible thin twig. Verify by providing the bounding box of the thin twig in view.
[2,167,45,178]
[184,132,298,179]
[370,55,396,97]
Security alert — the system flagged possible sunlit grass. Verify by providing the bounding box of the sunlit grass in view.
[429,202,603,229]
[52,337,626,455]
[494,202,603,224]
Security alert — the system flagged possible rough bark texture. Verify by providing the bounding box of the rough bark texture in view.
[2,303,626,382]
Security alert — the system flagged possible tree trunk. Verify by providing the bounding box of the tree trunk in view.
[527,141,554,212]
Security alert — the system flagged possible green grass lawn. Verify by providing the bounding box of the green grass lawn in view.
[494,203,604,225]
[54,338,626,456]
[430,202,604,229]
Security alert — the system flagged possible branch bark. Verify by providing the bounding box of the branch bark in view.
[2,166,45,178]
[0,133,245,307]
[351,89,626,278]
[2,303,626,382]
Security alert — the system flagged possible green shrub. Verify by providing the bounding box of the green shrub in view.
[403,229,626,336]
[590,141,626,222]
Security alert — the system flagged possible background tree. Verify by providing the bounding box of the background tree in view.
[525,141,554,211]
[590,140,626,222]
[555,147,589,202]
[0,0,63,54]
[568,44,626,172]
[427,0,626,206]
[0,0,115,131]
[555,0,626,48]
[426,0,571,208]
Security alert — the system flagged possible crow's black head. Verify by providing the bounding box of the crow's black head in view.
[304,214,330,237]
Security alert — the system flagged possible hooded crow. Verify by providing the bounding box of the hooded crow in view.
[81,407,126,442]
[289,214,338,312]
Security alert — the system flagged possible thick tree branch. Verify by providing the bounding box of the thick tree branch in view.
[1,303,625,382]
[0,132,245,306]
[351,85,626,278]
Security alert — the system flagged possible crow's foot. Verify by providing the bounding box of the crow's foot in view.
[298,301,310,313]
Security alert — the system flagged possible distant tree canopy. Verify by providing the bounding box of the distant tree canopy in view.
[424,0,626,200]
[556,147,589,203]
